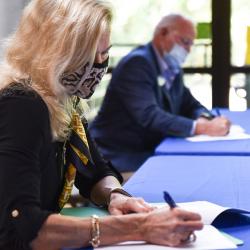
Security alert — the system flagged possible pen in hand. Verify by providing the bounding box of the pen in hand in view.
[163,191,177,209]
[163,191,196,243]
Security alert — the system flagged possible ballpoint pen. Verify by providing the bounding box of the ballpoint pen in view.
[163,190,177,209]
[215,108,221,116]
[163,191,196,243]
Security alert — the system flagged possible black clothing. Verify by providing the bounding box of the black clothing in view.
[0,83,122,250]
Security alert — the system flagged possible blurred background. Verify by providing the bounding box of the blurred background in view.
[1,0,250,119]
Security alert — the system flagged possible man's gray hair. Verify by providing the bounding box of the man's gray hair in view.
[154,14,194,36]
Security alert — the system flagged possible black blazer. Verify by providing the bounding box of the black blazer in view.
[0,84,122,249]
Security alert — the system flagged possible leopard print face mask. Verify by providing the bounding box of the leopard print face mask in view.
[61,58,109,99]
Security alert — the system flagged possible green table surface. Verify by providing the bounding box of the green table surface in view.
[61,206,109,218]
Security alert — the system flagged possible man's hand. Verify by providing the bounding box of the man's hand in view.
[195,116,231,136]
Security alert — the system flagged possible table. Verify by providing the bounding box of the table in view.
[124,155,250,250]
[155,109,250,156]
[218,109,250,132]
[124,155,250,208]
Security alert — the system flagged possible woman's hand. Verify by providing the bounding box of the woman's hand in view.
[108,192,154,215]
[142,207,203,247]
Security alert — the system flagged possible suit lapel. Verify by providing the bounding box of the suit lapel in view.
[161,85,175,113]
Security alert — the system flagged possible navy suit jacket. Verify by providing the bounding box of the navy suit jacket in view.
[90,43,212,172]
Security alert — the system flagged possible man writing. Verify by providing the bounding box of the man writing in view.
[90,14,231,173]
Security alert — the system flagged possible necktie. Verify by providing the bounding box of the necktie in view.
[163,69,177,90]
[58,110,93,209]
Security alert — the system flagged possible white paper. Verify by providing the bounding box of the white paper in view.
[98,225,236,250]
[178,201,228,225]
[186,124,250,142]
[152,201,227,225]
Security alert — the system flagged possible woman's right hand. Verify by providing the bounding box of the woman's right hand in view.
[141,207,203,247]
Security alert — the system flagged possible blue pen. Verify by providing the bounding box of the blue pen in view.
[163,191,197,243]
[215,108,221,116]
[163,191,177,209]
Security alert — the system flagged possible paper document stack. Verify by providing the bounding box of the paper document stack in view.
[186,124,250,142]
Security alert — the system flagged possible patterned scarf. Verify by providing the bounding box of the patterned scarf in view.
[58,101,93,209]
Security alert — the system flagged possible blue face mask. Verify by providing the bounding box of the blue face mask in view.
[164,44,188,73]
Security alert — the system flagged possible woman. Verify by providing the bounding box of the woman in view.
[0,0,203,249]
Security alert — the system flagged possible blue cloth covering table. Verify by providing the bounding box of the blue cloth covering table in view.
[124,155,250,250]
[217,109,250,131]
[155,109,250,156]
[64,153,250,250]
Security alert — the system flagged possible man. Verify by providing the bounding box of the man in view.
[90,14,231,173]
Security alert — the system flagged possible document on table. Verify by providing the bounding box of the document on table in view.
[154,200,250,225]
[98,201,245,250]
[62,201,247,250]
[98,225,236,250]
[186,124,250,142]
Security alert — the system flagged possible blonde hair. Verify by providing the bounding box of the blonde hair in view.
[0,0,113,140]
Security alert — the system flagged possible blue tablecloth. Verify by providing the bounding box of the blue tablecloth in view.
[218,109,250,132]
[155,109,250,156]
[124,155,250,208]
[124,155,250,250]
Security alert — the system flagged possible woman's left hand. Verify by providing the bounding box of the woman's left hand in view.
[108,192,154,215]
